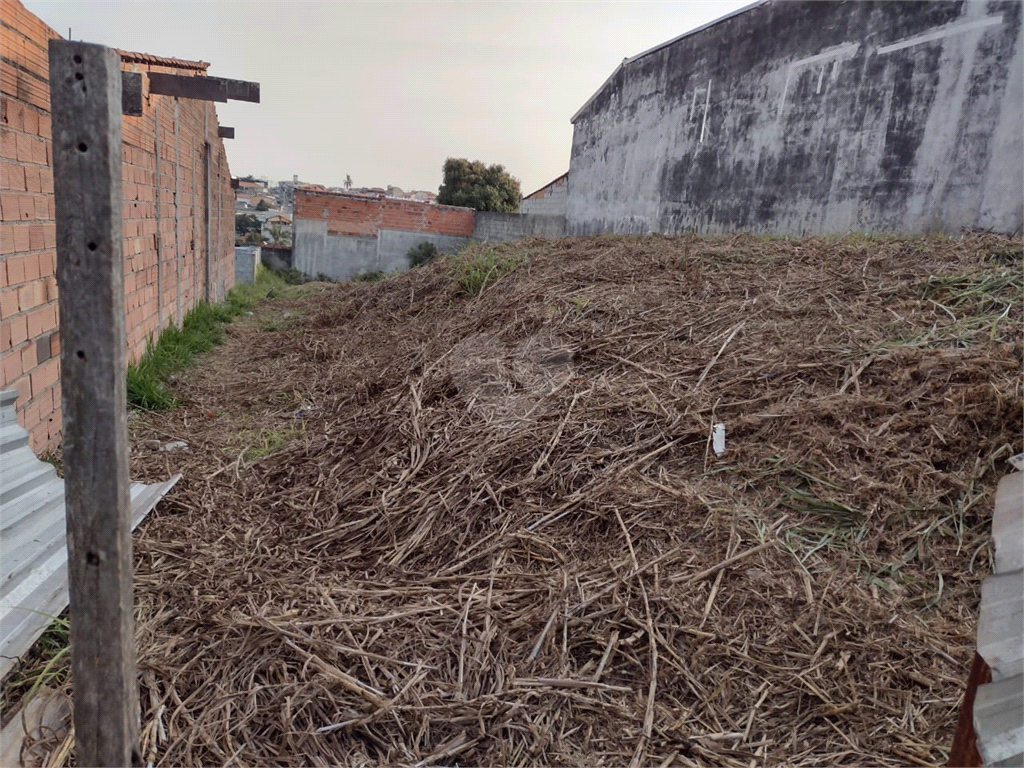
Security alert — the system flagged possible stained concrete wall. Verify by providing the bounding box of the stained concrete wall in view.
[567,0,1024,236]
[294,219,378,280]
[377,229,469,272]
[294,220,470,280]
[260,245,293,271]
[473,213,567,243]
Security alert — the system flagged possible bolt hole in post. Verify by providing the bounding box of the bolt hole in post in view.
[75,72,83,81]
[76,350,86,361]
[87,241,97,251]
[77,142,87,152]
[86,552,100,566]
[72,54,81,63]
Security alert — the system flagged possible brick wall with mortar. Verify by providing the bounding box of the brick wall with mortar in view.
[0,0,235,454]
[293,189,475,239]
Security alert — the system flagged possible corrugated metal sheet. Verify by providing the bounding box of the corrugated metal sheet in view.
[973,467,1024,766]
[0,389,180,680]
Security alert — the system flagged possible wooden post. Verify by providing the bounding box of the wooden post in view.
[48,39,140,767]
[204,101,212,302]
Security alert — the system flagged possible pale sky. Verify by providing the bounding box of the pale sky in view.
[28,0,750,195]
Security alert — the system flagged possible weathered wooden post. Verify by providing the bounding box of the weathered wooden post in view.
[48,39,139,766]
[47,38,258,765]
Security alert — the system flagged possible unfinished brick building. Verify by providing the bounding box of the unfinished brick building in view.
[1,0,236,452]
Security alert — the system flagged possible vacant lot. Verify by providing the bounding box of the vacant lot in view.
[123,234,1019,767]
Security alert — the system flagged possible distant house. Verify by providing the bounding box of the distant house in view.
[237,179,267,193]
[262,213,292,243]
[263,213,291,228]
[520,172,568,216]
[249,195,277,210]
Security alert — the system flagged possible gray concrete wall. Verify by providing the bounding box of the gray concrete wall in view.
[234,246,259,285]
[260,246,293,272]
[293,220,470,280]
[376,229,470,271]
[520,178,568,217]
[473,212,567,243]
[293,219,378,281]
[567,0,1024,236]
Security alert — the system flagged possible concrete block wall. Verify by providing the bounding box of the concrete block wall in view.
[568,0,1024,236]
[520,174,568,217]
[0,0,235,453]
[472,212,566,243]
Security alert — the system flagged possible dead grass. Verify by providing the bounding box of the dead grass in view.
[53,234,1023,766]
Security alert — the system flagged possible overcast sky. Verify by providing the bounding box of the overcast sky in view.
[28,0,750,195]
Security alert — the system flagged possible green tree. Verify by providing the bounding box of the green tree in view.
[235,213,261,238]
[255,198,271,212]
[436,158,521,212]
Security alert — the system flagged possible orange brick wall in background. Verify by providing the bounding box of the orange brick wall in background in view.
[294,189,475,239]
[0,0,236,454]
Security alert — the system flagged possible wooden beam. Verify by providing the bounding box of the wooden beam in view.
[47,39,140,768]
[147,72,260,103]
[204,139,212,301]
[222,77,260,102]
[120,71,142,116]
[218,126,235,139]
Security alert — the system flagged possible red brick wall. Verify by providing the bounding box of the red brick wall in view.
[0,0,235,454]
[294,189,475,238]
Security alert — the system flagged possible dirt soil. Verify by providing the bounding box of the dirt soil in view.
[115,234,1021,767]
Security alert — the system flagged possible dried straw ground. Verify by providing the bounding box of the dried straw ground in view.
[121,234,1020,767]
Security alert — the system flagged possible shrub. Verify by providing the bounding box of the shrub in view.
[408,242,440,268]
[353,270,386,283]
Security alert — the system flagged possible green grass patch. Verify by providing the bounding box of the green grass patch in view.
[227,423,303,462]
[244,425,298,461]
[127,271,288,410]
[452,246,524,296]
[0,611,70,716]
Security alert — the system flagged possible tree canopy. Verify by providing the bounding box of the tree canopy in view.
[436,158,521,213]
[235,213,261,237]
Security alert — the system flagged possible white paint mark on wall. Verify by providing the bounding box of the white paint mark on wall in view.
[699,80,712,143]
[877,15,1003,55]
[689,89,698,122]
[816,65,826,94]
[777,41,859,122]
[790,41,861,70]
